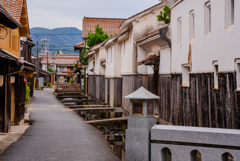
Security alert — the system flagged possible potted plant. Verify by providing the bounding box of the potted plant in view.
[40,84,44,90]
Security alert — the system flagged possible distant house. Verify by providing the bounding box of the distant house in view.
[82,17,126,40]
[74,17,126,89]
[55,57,78,84]
[75,17,126,54]
[31,55,53,88]
[39,53,79,84]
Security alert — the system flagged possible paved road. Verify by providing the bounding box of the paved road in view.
[0,90,119,161]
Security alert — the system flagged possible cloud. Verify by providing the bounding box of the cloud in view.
[27,0,160,30]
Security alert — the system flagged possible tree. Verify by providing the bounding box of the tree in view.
[48,67,53,73]
[157,5,171,24]
[79,24,109,92]
[86,24,109,48]
[80,47,89,65]
[80,24,109,65]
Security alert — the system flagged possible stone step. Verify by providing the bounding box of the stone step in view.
[68,105,110,109]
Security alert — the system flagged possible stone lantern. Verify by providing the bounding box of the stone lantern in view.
[124,86,160,161]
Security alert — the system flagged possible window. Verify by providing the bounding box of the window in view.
[222,152,234,161]
[161,148,172,161]
[205,2,211,35]
[132,102,143,115]
[237,62,240,89]
[213,61,218,89]
[9,30,11,48]
[189,10,195,41]
[191,150,202,161]
[177,18,182,45]
[182,64,190,86]
[147,102,154,115]
[226,0,234,28]
[12,35,15,50]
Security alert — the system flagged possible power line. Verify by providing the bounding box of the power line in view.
[35,49,78,52]
[37,48,75,51]
[34,34,81,35]
[33,45,75,48]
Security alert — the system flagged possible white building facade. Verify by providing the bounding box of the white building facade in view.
[160,0,240,129]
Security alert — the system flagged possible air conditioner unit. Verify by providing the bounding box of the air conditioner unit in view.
[0,75,3,87]
[10,76,15,84]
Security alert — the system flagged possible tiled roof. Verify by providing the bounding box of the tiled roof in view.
[82,17,126,38]
[0,0,23,22]
[137,55,160,66]
[55,54,79,59]
[42,58,78,65]
[74,41,85,48]
[0,3,22,28]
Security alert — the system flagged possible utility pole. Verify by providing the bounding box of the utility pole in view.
[47,47,48,71]
[41,38,50,71]
[36,36,39,89]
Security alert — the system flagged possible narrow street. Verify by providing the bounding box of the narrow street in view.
[0,90,119,161]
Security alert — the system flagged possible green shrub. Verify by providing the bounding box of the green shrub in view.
[48,67,54,73]
[47,83,52,88]
[74,63,78,69]
[68,76,73,84]
[157,5,171,24]
[26,84,31,104]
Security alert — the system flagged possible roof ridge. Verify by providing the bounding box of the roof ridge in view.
[84,17,126,20]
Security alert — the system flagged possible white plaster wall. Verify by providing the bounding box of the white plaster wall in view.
[121,38,133,74]
[132,8,164,37]
[95,51,100,75]
[57,67,67,72]
[42,64,47,70]
[105,43,122,77]
[88,60,94,75]
[99,47,106,75]
[85,66,89,75]
[133,7,165,74]
[137,46,148,74]
[159,47,171,74]
[114,43,122,77]
[171,0,240,73]
[106,46,115,76]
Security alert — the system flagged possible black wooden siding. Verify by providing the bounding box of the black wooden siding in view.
[122,75,154,115]
[87,75,105,103]
[159,73,240,129]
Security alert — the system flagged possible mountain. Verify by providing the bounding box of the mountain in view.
[30,27,82,55]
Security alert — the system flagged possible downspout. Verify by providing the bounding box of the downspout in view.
[159,26,172,72]
[4,65,24,132]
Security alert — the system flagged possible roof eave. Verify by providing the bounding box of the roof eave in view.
[0,6,22,29]
[162,0,183,9]
[119,3,164,30]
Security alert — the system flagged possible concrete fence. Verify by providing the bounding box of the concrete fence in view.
[151,125,240,161]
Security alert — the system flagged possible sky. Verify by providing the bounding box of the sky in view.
[27,0,160,30]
